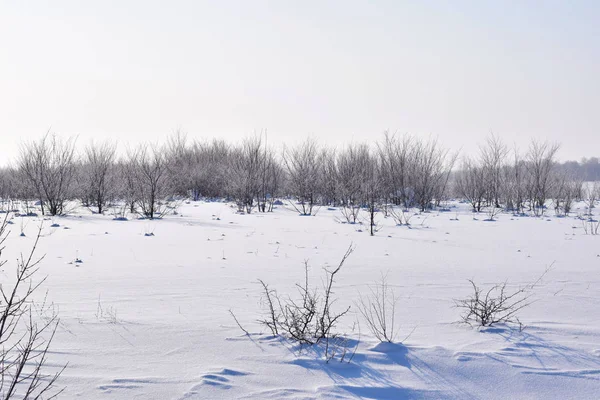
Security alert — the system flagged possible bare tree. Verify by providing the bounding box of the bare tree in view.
[455,157,487,212]
[111,158,139,217]
[319,148,338,206]
[0,167,20,213]
[583,181,599,216]
[412,138,456,212]
[18,133,77,216]
[128,143,172,219]
[479,135,509,208]
[552,171,582,217]
[525,140,560,215]
[502,147,527,214]
[226,136,264,214]
[258,150,284,212]
[282,139,322,215]
[183,139,231,201]
[337,144,369,224]
[164,131,194,198]
[362,150,384,236]
[79,141,117,214]
[377,132,416,209]
[254,136,284,213]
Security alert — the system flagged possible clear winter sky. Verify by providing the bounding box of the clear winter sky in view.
[1,1,598,165]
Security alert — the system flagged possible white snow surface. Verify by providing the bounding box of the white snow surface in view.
[3,201,600,399]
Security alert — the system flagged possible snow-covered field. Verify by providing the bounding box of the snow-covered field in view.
[3,201,600,399]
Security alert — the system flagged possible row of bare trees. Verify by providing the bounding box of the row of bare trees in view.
[454,136,597,217]
[0,132,595,222]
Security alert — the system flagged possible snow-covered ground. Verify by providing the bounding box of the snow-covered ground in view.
[3,201,600,399]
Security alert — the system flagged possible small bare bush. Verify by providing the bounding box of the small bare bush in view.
[484,205,501,221]
[389,207,414,226]
[95,296,118,324]
[582,218,600,235]
[356,274,399,342]
[455,267,551,327]
[257,245,354,359]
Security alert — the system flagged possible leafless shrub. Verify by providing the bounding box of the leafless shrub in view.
[257,245,354,360]
[339,206,361,225]
[356,274,398,342]
[581,218,600,235]
[0,213,65,398]
[455,266,551,327]
[95,295,118,324]
[484,205,501,221]
[388,207,414,226]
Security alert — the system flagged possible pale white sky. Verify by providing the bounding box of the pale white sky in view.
[1,1,598,164]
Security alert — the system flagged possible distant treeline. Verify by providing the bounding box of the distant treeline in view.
[558,158,600,181]
[0,133,598,227]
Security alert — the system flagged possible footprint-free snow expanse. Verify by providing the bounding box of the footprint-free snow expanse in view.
[4,201,600,399]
